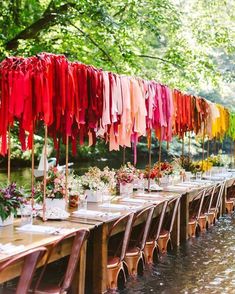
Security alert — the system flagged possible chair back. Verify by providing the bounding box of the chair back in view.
[188,189,206,220]
[200,185,216,214]
[161,196,181,234]
[35,229,89,293]
[128,206,155,252]
[61,229,89,291]
[107,212,135,261]
[148,200,168,241]
[0,247,47,294]
[209,181,226,211]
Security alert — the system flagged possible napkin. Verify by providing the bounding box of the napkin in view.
[203,176,225,181]
[176,183,199,187]
[164,186,189,192]
[16,224,57,234]
[0,243,25,255]
[72,209,121,219]
[120,198,153,204]
[99,203,131,210]
[16,224,75,235]
[135,193,165,199]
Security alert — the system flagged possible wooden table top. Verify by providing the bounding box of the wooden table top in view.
[0,219,93,264]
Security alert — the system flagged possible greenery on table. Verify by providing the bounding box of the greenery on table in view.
[0,183,26,221]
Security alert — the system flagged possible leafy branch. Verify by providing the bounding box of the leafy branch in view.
[67,20,118,71]
[5,1,76,50]
[137,54,183,69]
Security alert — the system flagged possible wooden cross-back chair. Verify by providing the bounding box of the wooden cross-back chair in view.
[124,205,155,277]
[198,185,217,230]
[208,181,226,220]
[144,200,168,264]
[0,247,47,294]
[226,180,235,214]
[188,188,207,238]
[157,195,181,253]
[34,229,89,294]
[106,212,135,291]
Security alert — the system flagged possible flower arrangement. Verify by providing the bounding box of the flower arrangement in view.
[144,162,173,179]
[0,183,26,221]
[79,166,116,194]
[34,167,66,202]
[116,162,135,184]
[67,173,83,196]
[208,152,229,167]
[191,160,213,173]
[100,167,116,194]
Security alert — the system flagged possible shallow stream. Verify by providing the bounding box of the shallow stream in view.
[123,216,235,294]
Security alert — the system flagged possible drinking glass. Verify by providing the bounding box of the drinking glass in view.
[196,172,202,180]
[137,179,145,193]
[77,194,88,210]
[20,204,33,226]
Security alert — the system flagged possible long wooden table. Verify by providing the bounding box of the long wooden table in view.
[1,173,235,294]
[0,219,94,293]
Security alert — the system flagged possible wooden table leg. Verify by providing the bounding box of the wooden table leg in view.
[180,193,189,243]
[92,224,108,294]
[171,202,181,247]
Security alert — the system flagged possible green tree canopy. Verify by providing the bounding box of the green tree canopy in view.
[0,0,234,102]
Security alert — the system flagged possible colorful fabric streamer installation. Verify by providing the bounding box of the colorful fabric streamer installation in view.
[0,52,233,159]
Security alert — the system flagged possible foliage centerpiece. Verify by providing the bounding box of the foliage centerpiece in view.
[79,166,116,195]
[35,167,66,202]
[0,183,26,222]
[144,162,173,180]
[116,162,135,185]
[116,163,136,195]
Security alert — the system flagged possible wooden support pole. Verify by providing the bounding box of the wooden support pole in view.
[31,128,35,210]
[234,141,235,167]
[7,126,11,184]
[65,135,69,205]
[123,146,126,165]
[202,122,205,171]
[214,139,216,155]
[158,129,162,183]
[230,139,233,167]
[42,126,48,222]
[181,133,185,165]
[147,132,152,192]
[188,132,191,158]
[206,136,210,170]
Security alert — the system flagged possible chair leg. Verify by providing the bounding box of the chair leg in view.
[144,242,155,264]
[207,212,216,227]
[107,265,122,290]
[226,201,234,214]
[188,221,197,238]
[198,216,208,232]
[124,254,141,277]
[157,233,169,254]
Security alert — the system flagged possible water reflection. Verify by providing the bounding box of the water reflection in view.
[123,216,235,294]
[0,168,32,188]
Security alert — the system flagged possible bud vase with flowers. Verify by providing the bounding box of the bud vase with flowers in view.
[0,183,26,226]
[34,167,66,210]
[116,163,135,196]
